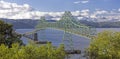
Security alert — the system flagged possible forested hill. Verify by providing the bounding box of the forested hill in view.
[0,19,38,29]
[1,19,120,29]
[79,20,120,28]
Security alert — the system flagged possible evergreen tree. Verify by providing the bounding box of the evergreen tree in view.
[0,20,22,48]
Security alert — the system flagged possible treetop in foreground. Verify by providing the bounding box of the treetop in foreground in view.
[0,43,66,59]
[87,31,120,59]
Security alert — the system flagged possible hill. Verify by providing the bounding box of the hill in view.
[1,19,120,29]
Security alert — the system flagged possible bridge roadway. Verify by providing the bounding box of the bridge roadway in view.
[23,27,96,40]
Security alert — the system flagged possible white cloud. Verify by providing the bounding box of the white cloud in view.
[118,8,120,12]
[71,11,80,16]
[0,1,91,20]
[0,1,120,22]
[48,12,64,17]
[73,1,81,4]
[51,18,61,21]
[74,0,89,4]
[77,17,83,20]
[81,1,89,3]
[89,10,108,19]
[94,10,108,15]
[0,0,33,19]
[0,1,66,20]
[81,9,89,13]
[90,15,97,18]
[80,9,89,17]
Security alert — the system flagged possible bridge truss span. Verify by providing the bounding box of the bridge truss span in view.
[24,11,96,51]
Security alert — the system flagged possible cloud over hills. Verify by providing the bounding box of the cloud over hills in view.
[0,0,120,22]
[0,0,89,20]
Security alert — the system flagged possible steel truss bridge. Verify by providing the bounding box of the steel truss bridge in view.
[23,11,96,51]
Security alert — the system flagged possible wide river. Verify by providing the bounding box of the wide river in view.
[16,28,120,59]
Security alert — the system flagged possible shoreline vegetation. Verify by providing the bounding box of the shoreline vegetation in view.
[0,43,66,59]
[0,20,66,59]
[87,31,120,59]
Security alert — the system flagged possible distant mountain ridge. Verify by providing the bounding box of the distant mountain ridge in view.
[0,19,120,29]
[0,18,38,29]
[79,20,120,28]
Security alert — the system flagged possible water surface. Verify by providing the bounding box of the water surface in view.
[16,28,120,59]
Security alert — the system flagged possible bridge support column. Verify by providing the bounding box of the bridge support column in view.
[34,33,38,41]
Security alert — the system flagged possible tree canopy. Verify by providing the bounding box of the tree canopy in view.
[87,31,120,59]
[0,20,23,48]
[0,43,66,59]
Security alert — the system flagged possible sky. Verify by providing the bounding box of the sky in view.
[4,0,120,12]
[0,0,120,22]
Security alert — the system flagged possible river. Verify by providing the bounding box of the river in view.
[16,28,120,59]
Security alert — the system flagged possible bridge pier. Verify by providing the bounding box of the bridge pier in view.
[33,32,52,44]
[33,33,38,41]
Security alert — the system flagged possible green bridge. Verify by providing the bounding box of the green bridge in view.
[23,11,96,51]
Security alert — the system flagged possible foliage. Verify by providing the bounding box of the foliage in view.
[0,20,66,59]
[0,43,66,59]
[87,31,120,59]
[0,20,23,48]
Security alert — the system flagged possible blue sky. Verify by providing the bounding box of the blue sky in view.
[0,0,120,21]
[4,0,120,12]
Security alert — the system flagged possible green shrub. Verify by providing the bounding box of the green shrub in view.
[87,31,120,59]
[0,43,66,59]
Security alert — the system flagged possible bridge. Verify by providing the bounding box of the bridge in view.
[22,11,96,54]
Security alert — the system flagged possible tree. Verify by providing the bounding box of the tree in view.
[0,43,66,59]
[87,31,120,59]
[0,20,22,48]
